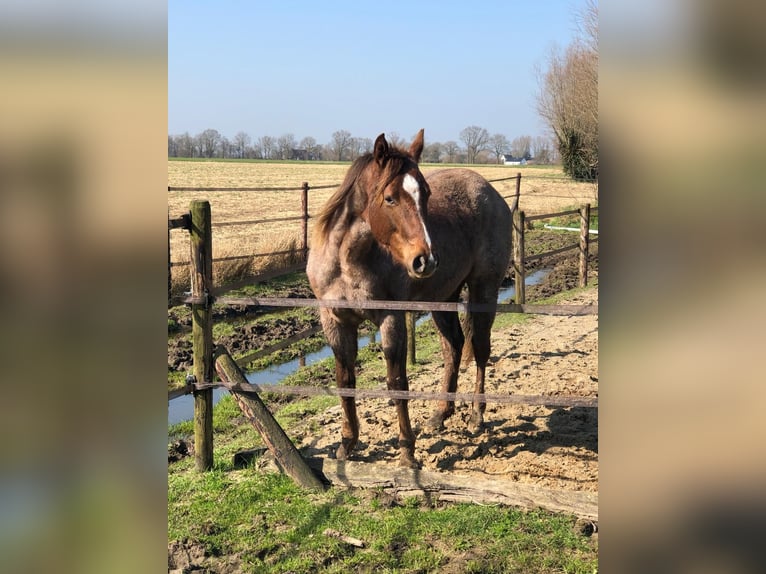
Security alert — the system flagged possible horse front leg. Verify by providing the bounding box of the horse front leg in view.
[379,313,419,468]
[321,309,359,460]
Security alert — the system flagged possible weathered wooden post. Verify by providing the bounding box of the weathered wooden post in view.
[513,209,526,305]
[406,312,416,365]
[512,172,522,212]
[190,200,214,471]
[579,203,591,288]
[214,347,325,491]
[301,182,309,261]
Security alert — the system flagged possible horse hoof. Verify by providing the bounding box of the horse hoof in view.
[399,453,421,469]
[425,413,444,431]
[468,412,485,433]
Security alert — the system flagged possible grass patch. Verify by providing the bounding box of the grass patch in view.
[168,468,597,573]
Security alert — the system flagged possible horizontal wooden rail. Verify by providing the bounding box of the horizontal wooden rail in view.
[170,248,301,268]
[186,380,598,409]
[525,242,580,262]
[525,209,580,222]
[169,185,304,192]
[176,295,598,316]
[169,183,340,192]
[213,215,306,227]
[168,215,190,229]
[234,325,324,367]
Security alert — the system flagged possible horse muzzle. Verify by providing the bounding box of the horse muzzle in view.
[411,252,439,279]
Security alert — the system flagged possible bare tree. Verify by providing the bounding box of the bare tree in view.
[459,126,490,164]
[258,135,277,159]
[277,133,296,160]
[168,135,178,157]
[219,136,232,158]
[386,132,406,149]
[489,133,510,164]
[330,130,352,161]
[536,1,597,179]
[422,142,443,163]
[532,135,554,164]
[299,136,322,160]
[441,141,461,163]
[233,131,250,159]
[510,135,533,160]
[197,129,221,158]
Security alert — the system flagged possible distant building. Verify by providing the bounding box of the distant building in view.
[501,154,528,166]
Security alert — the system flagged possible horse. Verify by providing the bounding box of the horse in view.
[306,129,513,468]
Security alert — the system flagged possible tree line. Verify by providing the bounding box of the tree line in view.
[168,127,558,165]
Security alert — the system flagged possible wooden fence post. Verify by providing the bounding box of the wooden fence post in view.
[406,312,416,365]
[214,347,325,491]
[579,203,591,288]
[513,209,526,305]
[190,200,214,471]
[301,182,309,261]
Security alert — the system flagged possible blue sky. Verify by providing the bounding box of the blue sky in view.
[169,0,589,145]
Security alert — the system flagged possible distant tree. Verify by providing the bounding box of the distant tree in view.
[489,134,510,164]
[233,131,251,159]
[197,129,221,158]
[173,132,192,157]
[220,136,232,158]
[536,0,597,179]
[532,135,554,164]
[510,135,533,160]
[422,142,443,163]
[299,136,322,160]
[386,132,406,149]
[347,137,364,160]
[168,135,178,157]
[258,135,277,159]
[441,141,461,163]
[358,137,373,155]
[330,130,352,161]
[459,126,490,164]
[277,133,296,160]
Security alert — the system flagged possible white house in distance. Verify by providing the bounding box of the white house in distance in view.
[501,154,528,165]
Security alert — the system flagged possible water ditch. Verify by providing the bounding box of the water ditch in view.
[168,268,550,426]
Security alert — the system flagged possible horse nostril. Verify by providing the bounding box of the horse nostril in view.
[413,253,438,276]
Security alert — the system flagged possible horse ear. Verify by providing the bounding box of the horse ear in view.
[409,129,424,162]
[373,133,389,166]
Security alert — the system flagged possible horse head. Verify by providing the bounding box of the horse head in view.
[362,129,439,279]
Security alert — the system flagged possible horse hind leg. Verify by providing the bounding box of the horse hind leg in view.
[426,309,464,430]
[467,286,499,431]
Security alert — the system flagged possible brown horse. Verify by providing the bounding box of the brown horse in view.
[307,129,512,467]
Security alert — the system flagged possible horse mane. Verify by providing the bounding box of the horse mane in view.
[313,145,413,247]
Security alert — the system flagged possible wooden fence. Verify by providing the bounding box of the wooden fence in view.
[168,185,598,517]
[169,180,597,463]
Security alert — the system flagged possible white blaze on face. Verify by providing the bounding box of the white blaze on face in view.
[402,173,432,248]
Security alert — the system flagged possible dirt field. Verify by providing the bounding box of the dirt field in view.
[289,285,598,494]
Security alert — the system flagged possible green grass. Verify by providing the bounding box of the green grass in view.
[168,468,597,573]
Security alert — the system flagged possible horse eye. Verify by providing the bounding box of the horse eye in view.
[384,196,396,206]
